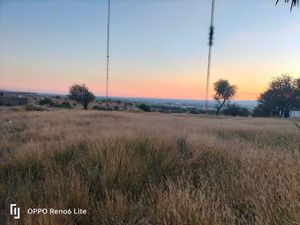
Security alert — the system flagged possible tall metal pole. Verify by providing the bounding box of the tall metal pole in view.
[205,0,215,112]
[105,0,111,107]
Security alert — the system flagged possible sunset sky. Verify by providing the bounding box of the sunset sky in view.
[0,0,299,100]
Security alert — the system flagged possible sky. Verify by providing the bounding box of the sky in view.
[0,0,299,100]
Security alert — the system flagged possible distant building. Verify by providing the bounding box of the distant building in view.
[289,109,300,118]
[0,91,37,106]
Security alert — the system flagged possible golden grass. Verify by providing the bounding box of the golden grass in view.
[0,110,299,225]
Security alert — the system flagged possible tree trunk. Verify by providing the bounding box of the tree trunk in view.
[279,108,285,117]
[83,100,88,110]
[216,99,226,115]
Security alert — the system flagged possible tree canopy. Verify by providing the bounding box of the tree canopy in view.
[253,75,300,117]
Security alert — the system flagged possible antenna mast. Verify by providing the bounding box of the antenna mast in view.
[105,0,111,107]
[205,0,215,112]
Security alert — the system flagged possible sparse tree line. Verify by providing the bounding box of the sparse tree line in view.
[213,74,300,118]
[33,75,300,118]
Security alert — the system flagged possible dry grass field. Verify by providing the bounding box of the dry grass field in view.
[0,109,300,225]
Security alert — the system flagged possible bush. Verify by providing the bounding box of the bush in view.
[92,105,106,111]
[207,109,217,115]
[252,104,271,117]
[25,104,49,111]
[125,102,133,106]
[39,98,55,106]
[55,102,73,109]
[138,104,151,112]
[222,104,250,117]
[189,108,206,114]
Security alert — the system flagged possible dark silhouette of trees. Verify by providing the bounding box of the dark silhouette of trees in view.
[222,104,250,117]
[213,79,237,115]
[276,0,299,11]
[138,103,151,112]
[253,75,300,117]
[69,84,95,110]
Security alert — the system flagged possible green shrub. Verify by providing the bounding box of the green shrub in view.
[25,104,49,111]
[189,108,205,114]
[55,101,73,109]
[252,104,271,117]
[39,98,55,106]
[92,105,106,111]
[222,104,250,117]
[138,104,151,112]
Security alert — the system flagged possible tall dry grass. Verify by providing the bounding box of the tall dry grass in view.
[0,110,299,225]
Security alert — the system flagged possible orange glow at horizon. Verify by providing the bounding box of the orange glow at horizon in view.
[0,70,276,101]
[1,59,299,101]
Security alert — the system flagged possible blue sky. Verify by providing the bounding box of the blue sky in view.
[0,0,299,99]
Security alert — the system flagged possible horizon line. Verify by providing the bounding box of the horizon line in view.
[0,88,258,102]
